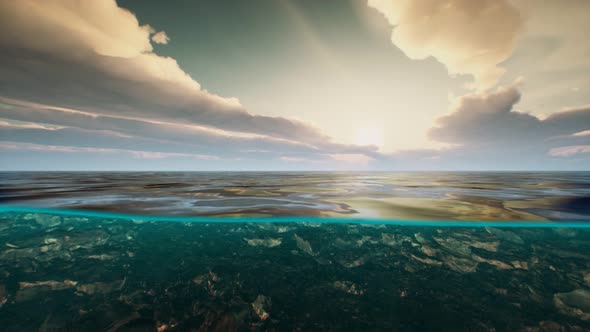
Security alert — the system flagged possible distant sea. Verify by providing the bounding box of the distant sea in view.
[0,172,589,331]
[1,171,589,221]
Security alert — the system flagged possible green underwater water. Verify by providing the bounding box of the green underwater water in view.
[1,208,590,331]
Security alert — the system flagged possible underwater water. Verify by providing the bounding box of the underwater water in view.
[0,172,589,331]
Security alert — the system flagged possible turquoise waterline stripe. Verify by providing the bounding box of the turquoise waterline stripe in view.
[0,205,589,228]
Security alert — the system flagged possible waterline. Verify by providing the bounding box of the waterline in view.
[1,205,589,228]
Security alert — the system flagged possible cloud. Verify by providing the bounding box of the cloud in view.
[368,0,524,89]
[0,0,153,58]
[0,120,61,131]
[0,0,586,171]
[365,86,589,170]
[0,0,385,171]
[0,142,217,160]
[429,86,590,145]
[0,97,376,158]
[0,96,380,171]
[549,145,590,157]
[573,130,590,138]
[425,85,590,165]
[0,0,336,146]
[151,31,170,45]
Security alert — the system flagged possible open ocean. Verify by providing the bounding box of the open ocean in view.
[1,172,589,331]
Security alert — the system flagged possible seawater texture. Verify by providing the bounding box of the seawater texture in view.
[1,172,590,221]
[0,172,590,331]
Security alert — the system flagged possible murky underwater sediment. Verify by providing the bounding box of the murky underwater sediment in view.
[1,211,590,332]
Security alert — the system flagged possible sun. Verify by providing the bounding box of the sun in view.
[355,127,384,148]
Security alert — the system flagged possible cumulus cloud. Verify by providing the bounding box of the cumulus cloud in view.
[0,0,336,146]
[0,0,586,170]
[427,85,590,163]
[429,86,533,144]
[151,31,170,45]
[368,0,524,89]
[364,86,590,170]
[0,0,153,58]
[429,86,590,145]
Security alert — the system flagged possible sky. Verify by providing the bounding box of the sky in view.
[0,0,588,171]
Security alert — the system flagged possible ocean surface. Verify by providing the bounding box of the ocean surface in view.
[0,172,589,331]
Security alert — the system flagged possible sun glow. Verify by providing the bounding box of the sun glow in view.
[355,127,384,149]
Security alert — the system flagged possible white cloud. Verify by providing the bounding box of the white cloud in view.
[151,31,170,45]
[0,97,378,164]
[549,145,590,157]
[573,130,590,137]
[368,0,524,89]
[0,0,587,170]
[0,141,218,160]
[411,84,589,169]
[0,0,383,168]
[0,0,153,58]
[429,85,590,146]
[0,0,335,145]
